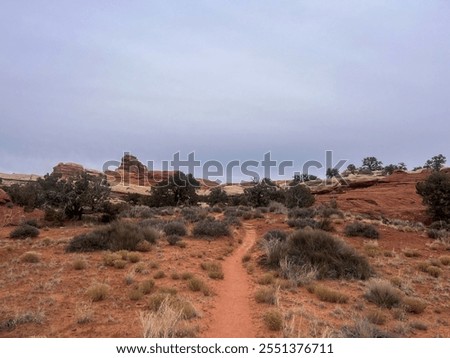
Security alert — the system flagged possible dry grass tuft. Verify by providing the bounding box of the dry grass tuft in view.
[86,283,109,302]
[366,310,387,325]
[153,270,166,279]
[263,309,283,331]
[20,251,40,263]
[200,261,224,280]
[365,279,403,309]
[311,285,349,304]
[139,279,155,295]
[187,277,211,296]
[402,297,427,314]
[418,262,442,278]
[257,273,275,285]
[255,287,278,305]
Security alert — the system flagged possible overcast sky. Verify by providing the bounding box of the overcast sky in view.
[1,1,449,180]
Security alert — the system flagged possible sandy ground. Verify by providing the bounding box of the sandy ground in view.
[0,170,449,338]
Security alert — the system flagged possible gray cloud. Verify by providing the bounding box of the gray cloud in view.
[0,1,449,178]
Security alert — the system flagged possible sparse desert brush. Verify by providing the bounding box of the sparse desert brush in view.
[263,309,283,331]
[66,221,159,253]
[139,279,155,294]
[192,219,230,237]
[200,261,224,280]
[187,277,211,296]
[86,283,109,302]
[315,218,334,232]
[364,241,381,257]
[72,257,87,270]
[287,218,318,229]
[284,229,372,280]
[141,295,198,338]
[177,241,187,248]
[261,237,288,267]
[418,262,442,278]
[365,279,403,308]
[10,224,40,239]
[20,251,40,263]
[344,222,379,239]
[402,297,427,314]
[288,207,315,218]
[223,215,242,228]
[166,235,182,246]
[311,285,349,304]
[257,273,275,285]
[366,310,387,325]
[255,287,278,305]
[153,270,166,279]
[242,253,251,263]
[0,310,46,332]
[147,293,197,320]
[163,221,187,236]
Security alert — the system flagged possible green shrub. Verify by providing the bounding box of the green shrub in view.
[163,221,187,236]
[192,219,230,237]
[344,222,379,239]
[10,224,40,239]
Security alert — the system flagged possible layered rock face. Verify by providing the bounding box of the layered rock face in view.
[108,153,174,187]
[52,163,102,179]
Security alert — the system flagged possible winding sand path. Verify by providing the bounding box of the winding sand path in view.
[203,224,258,338]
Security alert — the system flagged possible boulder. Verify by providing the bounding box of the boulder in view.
[0,188,11,205]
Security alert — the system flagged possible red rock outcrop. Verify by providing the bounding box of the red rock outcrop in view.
[0,188,11,205]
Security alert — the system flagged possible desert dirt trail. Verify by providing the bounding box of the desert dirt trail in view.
[202,224,258,338]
